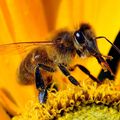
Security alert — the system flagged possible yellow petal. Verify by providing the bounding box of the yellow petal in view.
[0,105,11,120]
[0,0,48,117]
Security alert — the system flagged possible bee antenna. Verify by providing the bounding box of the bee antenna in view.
[95,36,120,55]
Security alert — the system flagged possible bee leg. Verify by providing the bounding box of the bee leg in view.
[38,83,58,103]
[58,64,80,86]
[69,64,101,83]
[38,88,47,103]
[94,55,114,76]
[35,66,46,103]
[102,55,113,60]
[35,65,45,90]
[38,63,55,72]
[35,64,55,103]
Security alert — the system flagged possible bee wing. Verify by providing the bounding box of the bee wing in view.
[0,41,53,55]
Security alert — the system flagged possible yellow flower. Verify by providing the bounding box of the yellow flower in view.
[12,80,120,120]
[0,0,119,120]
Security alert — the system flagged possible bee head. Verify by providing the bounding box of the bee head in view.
[73,23,91,47]
[73,29,86,51]
[73,23,97,56]
[74,30,85,44]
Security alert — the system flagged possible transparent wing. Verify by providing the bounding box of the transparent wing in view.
[0,41,53,55]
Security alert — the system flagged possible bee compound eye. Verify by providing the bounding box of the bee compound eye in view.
[74,31,85,44]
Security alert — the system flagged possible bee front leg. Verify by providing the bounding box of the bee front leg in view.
[58,64,80,86]
[35,64,55,103]
[94,54,114,76]
[69,64,101,83]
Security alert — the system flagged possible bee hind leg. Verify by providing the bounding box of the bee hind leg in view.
[69,64,101,84]
[58,64,80,86]
[35,64,55,103]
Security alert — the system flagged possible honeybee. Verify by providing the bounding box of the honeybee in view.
[0,23,120,103]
